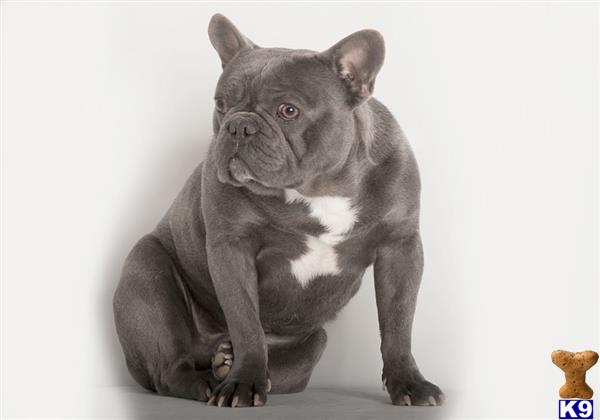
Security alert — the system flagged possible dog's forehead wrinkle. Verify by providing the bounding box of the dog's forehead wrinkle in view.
[257,55,280,84]
[223,50,334,112]
[218,77,245,104]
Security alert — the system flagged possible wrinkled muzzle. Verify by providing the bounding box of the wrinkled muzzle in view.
[215,111,289,186]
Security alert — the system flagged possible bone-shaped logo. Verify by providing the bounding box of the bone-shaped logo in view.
[552,350,598,399]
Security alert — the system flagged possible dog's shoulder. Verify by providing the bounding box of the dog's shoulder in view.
[357,99,421,234]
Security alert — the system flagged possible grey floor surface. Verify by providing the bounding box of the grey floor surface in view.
[94,385,453,420]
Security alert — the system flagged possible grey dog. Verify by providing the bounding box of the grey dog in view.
[113,13,444,408]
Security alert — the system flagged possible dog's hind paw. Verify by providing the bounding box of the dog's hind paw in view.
[211,341,233,381]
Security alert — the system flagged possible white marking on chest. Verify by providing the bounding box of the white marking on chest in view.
[285,189,358,286]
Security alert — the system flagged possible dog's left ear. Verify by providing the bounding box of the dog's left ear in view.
[321,29,385,107]
[208,14,257,68]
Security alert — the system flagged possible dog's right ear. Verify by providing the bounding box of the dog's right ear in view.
[208,14,257,68]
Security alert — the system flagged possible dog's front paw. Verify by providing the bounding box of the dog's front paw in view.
[384,375,444,406]
[207,370,270,408]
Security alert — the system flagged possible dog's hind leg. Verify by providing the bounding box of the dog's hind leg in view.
[113,234,221,401]
[266,329,327,394]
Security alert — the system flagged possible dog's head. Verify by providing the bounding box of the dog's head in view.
[208,14,385,195]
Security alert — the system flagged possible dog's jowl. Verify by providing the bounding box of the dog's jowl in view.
[113,13,444,408]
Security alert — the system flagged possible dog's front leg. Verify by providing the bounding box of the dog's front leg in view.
[205,237,269,407]
[374,232,444,406]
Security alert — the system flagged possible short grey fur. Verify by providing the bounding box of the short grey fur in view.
[113,13,443,408]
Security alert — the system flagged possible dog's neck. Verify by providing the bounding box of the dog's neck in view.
[293,155,361,198]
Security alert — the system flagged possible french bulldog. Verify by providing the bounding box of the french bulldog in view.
[113,13,444,408]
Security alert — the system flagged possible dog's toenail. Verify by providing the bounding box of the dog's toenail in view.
[253,394,264,406]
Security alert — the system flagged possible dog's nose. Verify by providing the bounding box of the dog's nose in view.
[227,114,259,140]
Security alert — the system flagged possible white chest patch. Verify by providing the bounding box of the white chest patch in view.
[284,189,358,286]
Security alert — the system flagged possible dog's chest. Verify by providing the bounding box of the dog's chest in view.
[283,189,358,286]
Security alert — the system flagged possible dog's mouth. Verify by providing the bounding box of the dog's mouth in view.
[228,157,258,184]
[220,154,303,196]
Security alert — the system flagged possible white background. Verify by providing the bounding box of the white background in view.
[1,2,598,419]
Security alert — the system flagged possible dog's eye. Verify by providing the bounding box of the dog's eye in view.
[277,103,299,120]
[215,98,225,112]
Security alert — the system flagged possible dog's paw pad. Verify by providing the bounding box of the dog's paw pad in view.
[212,341,233,381]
